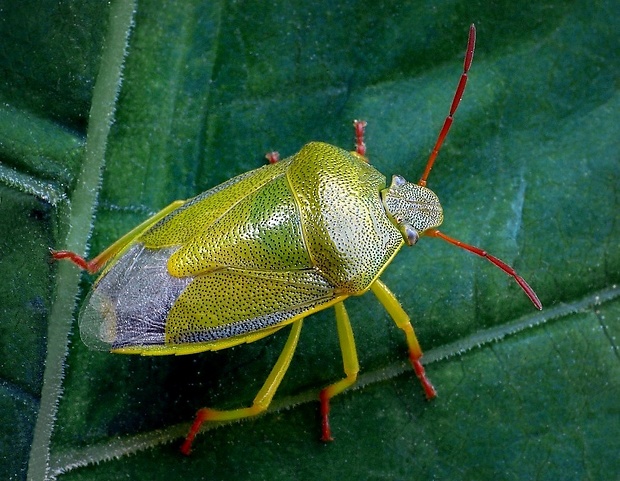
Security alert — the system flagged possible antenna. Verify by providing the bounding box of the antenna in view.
[419,24,476,187]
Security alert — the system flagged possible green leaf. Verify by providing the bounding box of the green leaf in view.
[1,0,618,480]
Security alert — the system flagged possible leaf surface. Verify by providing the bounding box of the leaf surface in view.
[1,1,618,480]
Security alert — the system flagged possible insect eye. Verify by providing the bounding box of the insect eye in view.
[401,223,419,246]
[391,174,407,187]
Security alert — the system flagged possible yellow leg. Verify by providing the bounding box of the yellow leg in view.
[319,301,360,441]
[181,319,304,455]
[370,280,436,399]
[52,199,186,273]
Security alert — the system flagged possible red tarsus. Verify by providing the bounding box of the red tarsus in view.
[265,151,280,164]
[180,410,207,456]
[353,119,367,157]
[319,389,334,442]
[50,249,101,275]
[409,354,437,399]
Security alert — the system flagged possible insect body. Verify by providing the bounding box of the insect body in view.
[52,25,541,455]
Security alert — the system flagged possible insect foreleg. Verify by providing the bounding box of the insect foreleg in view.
[370,280,437,399]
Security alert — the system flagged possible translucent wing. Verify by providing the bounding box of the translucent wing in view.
[80,242,341,353]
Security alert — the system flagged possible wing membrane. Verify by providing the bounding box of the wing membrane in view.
[79,244,341,352]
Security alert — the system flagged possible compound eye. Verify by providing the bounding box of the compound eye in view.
[401,223,419,246]
[391,175,407,187]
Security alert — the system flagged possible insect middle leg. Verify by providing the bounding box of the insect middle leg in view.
[319,301,360,442]
[181,319,304,455]
[370,279,436,399]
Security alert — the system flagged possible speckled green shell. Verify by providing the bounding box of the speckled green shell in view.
[79,142,436,354]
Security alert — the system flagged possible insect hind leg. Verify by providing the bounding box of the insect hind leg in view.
[181,319,304,455]
[51,199,186,274]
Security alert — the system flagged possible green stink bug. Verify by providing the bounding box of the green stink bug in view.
[52,24,542,455]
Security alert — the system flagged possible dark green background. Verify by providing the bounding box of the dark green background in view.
[1,1,618,480]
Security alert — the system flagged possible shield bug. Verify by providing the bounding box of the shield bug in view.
[52,24,542,455]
